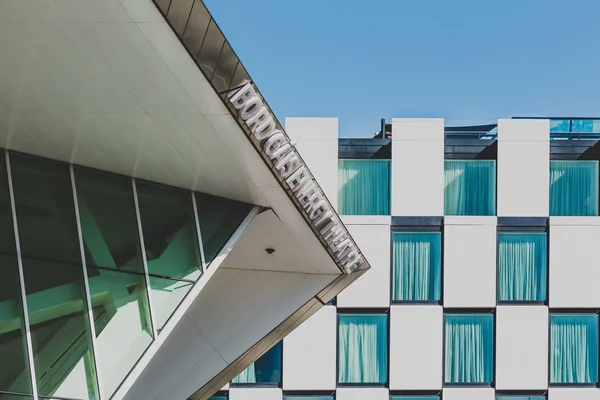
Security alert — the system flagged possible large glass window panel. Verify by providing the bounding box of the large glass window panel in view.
[392,232,441,302]
[74,167,146,274]
[550,314,598,384]
[571,120,594,133]
[594,120,600,134]
[136,180,202,281]
[445,314,494,384]
[445,160,496,216]
[338,159,390,215]
[0,153,33,397]
[149,276,193,331]
[87,267,153,398]
[284,397,333,400]
[338,314,388,384]
[550,160,599,216]
[550,119,570,133]
[497,397,545,400]
[232,342,282,385]
[498,232,547,302]
[10,154,99,400]
[0,394,32,400]
[208,397,227,400]
[194,192,252,265]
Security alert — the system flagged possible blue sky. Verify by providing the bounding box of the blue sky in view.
[204,0,600,137]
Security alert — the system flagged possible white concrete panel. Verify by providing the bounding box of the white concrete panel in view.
[498,119,549,216]
[496,306,548,390]
[443,388,494,400]
[444,219,496,307]
[286,118,339,209]
[392,118,444,216]
[549,388,600,400]
[550,223,600,307]
[336,387,388,400]
[390,305,443,390]
[337,223,390,308]
[283,306,336,390]
[229,388,282,400]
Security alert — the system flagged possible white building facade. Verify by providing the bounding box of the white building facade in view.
[220,117,600,400]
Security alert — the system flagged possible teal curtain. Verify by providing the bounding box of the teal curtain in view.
[551,314,599,384]
[550,160,599,216]
[444,160,496,215]
[391,397,439,400]
[498,232,547,302]
[231,363,256,384]
[284,397,333,400]
[232,342,282,384]
[338,159,390,215]
[445,314,494,384]
[497,397,545,400]
[392,232,441,301]
[208,397,227,400]
[338,314,388,383]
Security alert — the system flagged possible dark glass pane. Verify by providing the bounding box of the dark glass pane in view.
[87,267,153,399]
[0,393,32,400]
[149,276,193,331]
[182,0,211,58]
[167,0,194,36]
[74,167,145,274]
[212,41,238,93]
[0,152,32,396]
[10,153,98,400]
[197,20,224,79]
[194,193,251,264]
[232,342,282,384]
[136,180,202,281]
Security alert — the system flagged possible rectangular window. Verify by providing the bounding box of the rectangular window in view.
[550,313,598,384]
[571,120,595,133]
[496,397,545,400]
[391,396,439,400]
[444,314,494,384]
[232,342,282,385]
[550,160,599,216]
[392,232,441,302]
[444,160,496,216]
[338,159,390,215]
[497,232,547,302]
[550,119,571,133]
[338,313,388,384]
[284,397,333,400]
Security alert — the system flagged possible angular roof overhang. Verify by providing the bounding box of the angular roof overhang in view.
[0,0,370,399]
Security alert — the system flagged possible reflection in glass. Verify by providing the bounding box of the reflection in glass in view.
[149,276,193,330]
[194,193,251,265]
[10,154,99,400]
[0,152,33,397]
[136,180,202,281]
[232,342,282,384]
[87,267,153,398]
[0,394,33,400]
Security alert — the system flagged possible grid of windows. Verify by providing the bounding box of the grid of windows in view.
[0,150,252,400]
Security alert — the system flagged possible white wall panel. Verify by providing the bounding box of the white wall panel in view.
[229,388,282,400]
[337,223,390,308]
[549,388,600,400]
[336,387,388,400]
[443,217,497,307]
[283,306,336,390]
[443,388,494,400]
[390,305,443,390]
[497,119,550,217]
[496,306,548,390]
[391,118,444,216]
[550,218,600,307]
[286,118,339,210]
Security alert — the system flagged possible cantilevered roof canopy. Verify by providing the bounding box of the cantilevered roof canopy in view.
[0,0,369,399]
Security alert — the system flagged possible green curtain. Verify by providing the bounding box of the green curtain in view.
[498,232,547,302]
[338,314,388,383]
[445,314,494,384]
[551,314,599,384]
[550,160,599,216]
[338,159,390,215]
[392,232,441,301]
[444,160,496,215]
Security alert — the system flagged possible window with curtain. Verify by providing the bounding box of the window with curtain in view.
[444,160,496,216]
[445,314,494,384]
[496,397,545,400]
[391,396,439,400]
[284,396,333,400]
[338,159,390,215]
[231,342,282,385]
[338,313,388,384]
[497,232,547,302]
[550,160,599,216]
[392,232,441,302]
[550,314,599,384]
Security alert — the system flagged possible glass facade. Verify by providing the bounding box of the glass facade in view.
[549,160,599,216]
[0,150,252,400]
[338,159,390,215]
[444,160,496,216]
[232,342,282,385]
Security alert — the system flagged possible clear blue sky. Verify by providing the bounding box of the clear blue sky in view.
[204,0,600,138]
